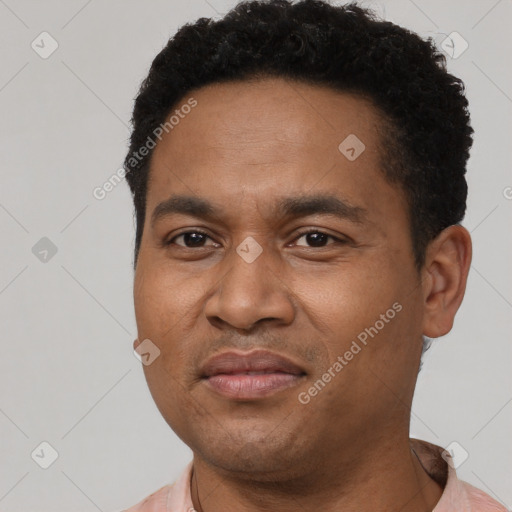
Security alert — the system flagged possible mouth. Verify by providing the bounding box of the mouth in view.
[200,349,307,400]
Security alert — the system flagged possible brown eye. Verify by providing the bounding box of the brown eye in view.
[294,230,343,247]
[167,230,218,248]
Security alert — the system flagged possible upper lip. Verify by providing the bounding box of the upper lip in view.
[200,350,306,378]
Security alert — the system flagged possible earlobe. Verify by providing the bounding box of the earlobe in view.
[422,225,472,338]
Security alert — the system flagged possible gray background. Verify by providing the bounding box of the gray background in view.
[0,0,510,510]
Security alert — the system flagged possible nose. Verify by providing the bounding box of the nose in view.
[203,242,295,331]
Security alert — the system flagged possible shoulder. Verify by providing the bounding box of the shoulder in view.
[410,439,508,512]
[460,480,509,512]
[120,484,173,512]
[119,461,194,512]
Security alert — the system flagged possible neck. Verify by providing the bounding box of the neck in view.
[190,435,443,512]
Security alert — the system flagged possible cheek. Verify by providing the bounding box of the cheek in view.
[134,261,190,336]
[142,357,195,442]
[292,260,402,356]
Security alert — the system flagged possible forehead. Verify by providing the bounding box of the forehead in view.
[145,77,405,225]
[151,77,382,163]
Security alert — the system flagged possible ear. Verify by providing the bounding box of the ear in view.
[421,225,472,338]
[133,338,140,351]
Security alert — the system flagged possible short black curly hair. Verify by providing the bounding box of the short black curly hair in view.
[124,0,473,270]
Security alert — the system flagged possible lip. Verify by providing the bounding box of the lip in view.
[200,349,306,400]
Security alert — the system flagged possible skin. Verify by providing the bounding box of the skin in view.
[132,77,472,511]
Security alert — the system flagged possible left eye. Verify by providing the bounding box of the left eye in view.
[294,230,342,247]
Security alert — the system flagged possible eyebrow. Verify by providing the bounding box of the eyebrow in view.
[151,193,368,228]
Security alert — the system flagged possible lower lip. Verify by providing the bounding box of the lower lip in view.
[204,373,303,400]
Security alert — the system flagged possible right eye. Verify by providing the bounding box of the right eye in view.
[166,230,220,248]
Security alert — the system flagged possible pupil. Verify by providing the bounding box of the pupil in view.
[307,232,327,247]
[185,233,205,247]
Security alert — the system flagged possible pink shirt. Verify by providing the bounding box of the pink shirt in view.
[121,439,507,511]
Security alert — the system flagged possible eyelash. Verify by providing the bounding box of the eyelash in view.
[165,228,347,248]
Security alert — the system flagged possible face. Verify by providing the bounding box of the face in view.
[133,77,426,480]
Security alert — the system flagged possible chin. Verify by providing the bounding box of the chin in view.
[189,421,313,481]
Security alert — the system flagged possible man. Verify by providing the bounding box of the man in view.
[122,0,506,510]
